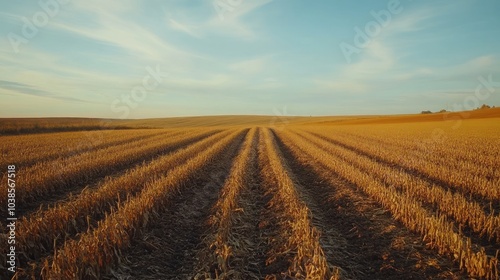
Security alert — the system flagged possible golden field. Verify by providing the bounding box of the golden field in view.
[0,109,499,279]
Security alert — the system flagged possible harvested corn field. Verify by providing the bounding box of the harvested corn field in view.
[1,113,499,280]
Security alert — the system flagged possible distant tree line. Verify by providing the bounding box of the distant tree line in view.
[420,104,495,114]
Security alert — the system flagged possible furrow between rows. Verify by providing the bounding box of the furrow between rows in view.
[259,128,339,279]
[102,129,248,279]
[0,129,217,217]
[297,130,500,244]
[31,129,246,279]
[6,129,232,273]
[278,129,499,279]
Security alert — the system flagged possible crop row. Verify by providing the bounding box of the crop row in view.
[10,129,232,265]
[314,127,500,197]
[260,129,338,279]
[322,128,500,183]
[194,128,258,279]
[296,130,500,242]
[0,129,216,212]
[0,129,167,169]
[276,129,499,279]
[39,129,245,279]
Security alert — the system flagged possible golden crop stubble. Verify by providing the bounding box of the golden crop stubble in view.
[296,129,500,242]
[42,129,245,279]
[0,129,168,169]
[194,128,257,279]
[14,129,231,261]
[277,128,499,280]
[260,128,338,280]
[309,126,500,201]
[0,129,215,210]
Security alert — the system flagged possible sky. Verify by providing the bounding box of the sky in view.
[0,0,499,118]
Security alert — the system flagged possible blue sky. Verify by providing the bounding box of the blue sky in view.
[1,0,499,118]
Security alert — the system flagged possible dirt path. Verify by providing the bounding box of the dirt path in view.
[107,131,246,279]
[273,129,466,280]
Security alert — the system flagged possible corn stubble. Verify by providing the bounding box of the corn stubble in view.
[276,128,499,279]
[1,120,498,280]
[259,129,339,280]
[0,129,210,212]
[15,130,230,263]
[193,128,259,279]
[37,129,244,279]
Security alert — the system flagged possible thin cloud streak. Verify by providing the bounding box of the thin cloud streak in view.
[0,80,97,104]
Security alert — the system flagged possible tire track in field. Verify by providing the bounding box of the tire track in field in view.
[15,130,219,218]
[108,130,247,280]
[273,129,466,280]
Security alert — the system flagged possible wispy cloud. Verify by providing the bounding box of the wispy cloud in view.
[315,39,396,94]
[218,0,273,21]
[229,56,270,74]
[47,1,202,67]
[168,18,201,38]
[315,5,464,95]
[394,55,498,82]
[0,80,96,104]
[205,0,273,40]
[1,0,498,117]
